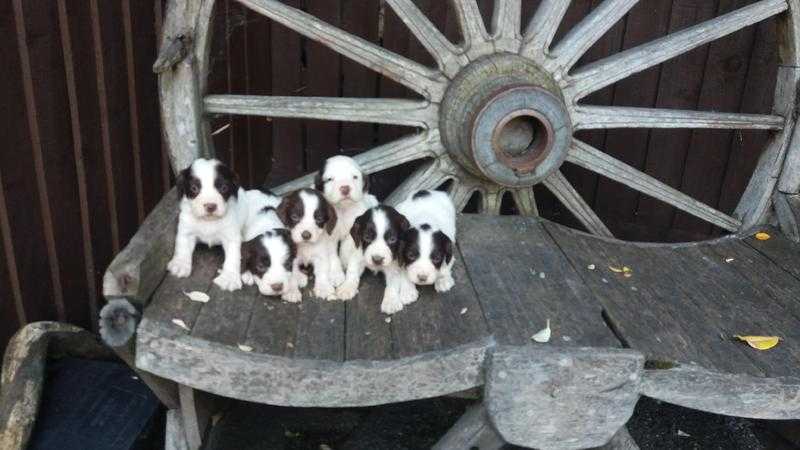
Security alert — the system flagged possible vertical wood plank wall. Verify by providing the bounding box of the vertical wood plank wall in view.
[0,0,778,352]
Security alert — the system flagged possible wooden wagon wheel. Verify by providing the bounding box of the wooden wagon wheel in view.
[158,0,800,240]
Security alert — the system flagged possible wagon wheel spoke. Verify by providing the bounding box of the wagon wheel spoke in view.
[520,0,571,60]
[236,0,447,101]
[543,171,613,237]
[572,106,785,131]
[512,188,539,217]
[567,0,788,99]
[479,190,504,215]
[549,0,638,72]
[385,159,451,205]
[204,96,438,128]
[273,132,443,194]
[385,0,468,78]
[567,140,742,232]
[449,0,493,58]
[491,0,522,53]
[449,179,476,211]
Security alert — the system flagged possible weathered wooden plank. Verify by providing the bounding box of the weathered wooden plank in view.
[142,248,221,334]
[642,364,800,419]
[390,249,489,358]
[573,106,784,131]
[545,223,759,374]
[103,188,178,308]
[191,272,259,347]
[136,320,492,407]
[432,403,504,450]
[774,192,800,241]
[165,410,189,450]
[744,226,800,280]
[485,345,644,450]
[243,294,302,356]
[291,297,345,362]
[344,272,394,361]
[459,215,618,347]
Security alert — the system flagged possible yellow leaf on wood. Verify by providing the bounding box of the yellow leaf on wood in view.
[755,232,771,241]
[735,335,780,350]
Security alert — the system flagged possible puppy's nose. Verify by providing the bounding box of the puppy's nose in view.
[417,274,428,283]
[340,185,351,196]
[270,282,284,292]
[371,256,384,266]
[204,203,218,214]
[301,231,312,241]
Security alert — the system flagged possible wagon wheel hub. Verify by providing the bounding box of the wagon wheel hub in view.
[440,54,571,187]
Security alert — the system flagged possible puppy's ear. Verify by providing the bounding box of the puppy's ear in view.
[276,196,291,226]
[361,172,370,193]
[435,231,454,264]
[216,162,240,196]
[176,166,192,197]
[350,214,364,249]
[240,239,254,272]
[314,171,324,192]
[395,210,411,232]
[324,199,338,235]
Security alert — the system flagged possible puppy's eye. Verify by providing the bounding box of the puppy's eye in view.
[352,175,358,180]
[325,177,333,183]
[364,231,375,242]
[407,251,419,261]
[218,184,228,194]
[290,213,301,222]
[190,185,200,195]
[386,234,397,244]
[431,254,443,264]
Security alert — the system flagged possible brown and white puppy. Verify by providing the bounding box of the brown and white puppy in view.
[240,190,301,301]
[277,189,340,300]
[397,190,456,293]
[167,158,245,291]
[350,205,417,314]
[314,155,379,300]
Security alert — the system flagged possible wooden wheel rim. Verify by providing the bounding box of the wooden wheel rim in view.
[158,0,800,241]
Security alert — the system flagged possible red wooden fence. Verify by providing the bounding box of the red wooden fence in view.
[0,0,777,352]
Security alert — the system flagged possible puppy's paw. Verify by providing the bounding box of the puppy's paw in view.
[313,283,336,301]
[381,294,404,315]
[167,258,192,278]
[282,289,302,303]
[330,266,345,287]
[399,285,419,305]
[296,272,309,289]
[214,270,242,291]
[434,275,455,293]
[335,281,359,301]
[241,271,255,286]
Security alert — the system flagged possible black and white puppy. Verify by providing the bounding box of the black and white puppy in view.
[277,189,339,300]
[167,158,245,291]
[315,155,379,300]
[351,206,418,314]
[240,190,300,302]
[396,190,456,293]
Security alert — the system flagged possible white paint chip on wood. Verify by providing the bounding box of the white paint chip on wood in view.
[171,319,189,331]
[531,319,551,343]
[183,291,210,303]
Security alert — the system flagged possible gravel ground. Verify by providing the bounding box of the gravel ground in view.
[202,396,799,450]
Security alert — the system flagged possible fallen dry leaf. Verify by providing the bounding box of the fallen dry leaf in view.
[184,291,210,303]
[755,232,771,241]
[531,319,551,343]
[460,307,468,315]
[724,257,735,263]
[735,335,780,350]
[172,319,190,331]
[609,266,624,273]
[238,344,253,352]
[587,264,596,270]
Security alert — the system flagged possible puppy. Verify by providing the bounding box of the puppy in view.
[396,190,456,293]
[350,205,418,314]
[277,189,339,300]
[314,155,379,300]
[240,190,301,302]
[167,158,245,291]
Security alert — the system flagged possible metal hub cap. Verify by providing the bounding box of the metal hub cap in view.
[440,54,571,187]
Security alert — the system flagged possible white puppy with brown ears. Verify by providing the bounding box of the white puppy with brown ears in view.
[396,190,456,293]
[167,158,245,291]
[314,155,378,300]
[240,189,301,302]
[277,188,340,300]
